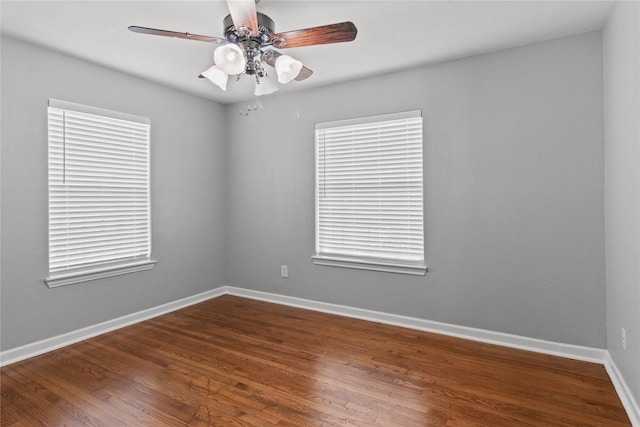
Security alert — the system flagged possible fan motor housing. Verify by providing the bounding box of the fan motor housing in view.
[223,12,275,43]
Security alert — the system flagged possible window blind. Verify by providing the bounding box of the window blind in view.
[315,111,425,272]
[47,100,151,279]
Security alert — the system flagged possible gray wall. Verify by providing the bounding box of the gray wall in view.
[1,31,609,354]
[226,31,606,348]
[0,37,228,351]
[604,1,640,405]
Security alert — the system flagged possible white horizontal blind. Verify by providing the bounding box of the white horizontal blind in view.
[48,100,151,275]
[315,111,424,264]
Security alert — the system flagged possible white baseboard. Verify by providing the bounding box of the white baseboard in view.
[3,284,606,368]
[225,286,607,364]
[605,353,640,427]
[0,287,226,367]
[3,285,634,423]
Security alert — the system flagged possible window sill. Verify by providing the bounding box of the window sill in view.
[312,255,427,276]
[45,259,157,288]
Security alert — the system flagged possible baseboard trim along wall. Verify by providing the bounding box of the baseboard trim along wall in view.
[225,286,638,426]
[225,287,606,363]
[605,352,640,427]
[1,285,637,425]
[0,287,226,367]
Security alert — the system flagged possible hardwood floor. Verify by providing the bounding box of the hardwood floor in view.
[1,295,630,426]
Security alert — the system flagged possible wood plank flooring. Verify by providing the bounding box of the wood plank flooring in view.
[1,295,631,426]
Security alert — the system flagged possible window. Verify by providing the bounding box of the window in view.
[313,110,426,275]
[45,99,155,287]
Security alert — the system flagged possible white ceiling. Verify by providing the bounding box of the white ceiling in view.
[1,1,614,104]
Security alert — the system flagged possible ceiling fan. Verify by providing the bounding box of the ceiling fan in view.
[129,0,357,96]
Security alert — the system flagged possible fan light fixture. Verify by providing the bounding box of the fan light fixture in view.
[275,55,303,84]
[129,1,358,99]
[202,43,305,96]
[213,43,246,75]
[201,65,228,91]
[253,75,279,96]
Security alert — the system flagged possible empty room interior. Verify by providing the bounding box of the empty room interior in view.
[1,0,639,425]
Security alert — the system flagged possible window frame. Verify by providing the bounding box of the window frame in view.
[312,110,427,276]
[45,99,156,288]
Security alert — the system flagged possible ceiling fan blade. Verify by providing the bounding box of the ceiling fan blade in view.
[226,0,259,36]
[129,26,226,44]
[294,65,313,81]
[270,22,357,49]
[262,50,313,81]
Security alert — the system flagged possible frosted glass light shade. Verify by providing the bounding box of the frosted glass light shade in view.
[214,43,246,75]
[275,55,303,84]
[254,75,279,96]
[201,65,228,91]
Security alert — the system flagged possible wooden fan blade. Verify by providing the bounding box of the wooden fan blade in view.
[270,22,357,49]
[226,0,259,36]
[295,65,313,81]
[262,50,313,81]
[129,26,226,44]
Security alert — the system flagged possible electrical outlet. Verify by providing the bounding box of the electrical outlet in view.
[621,328,627,350]
[281,265,288,278]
